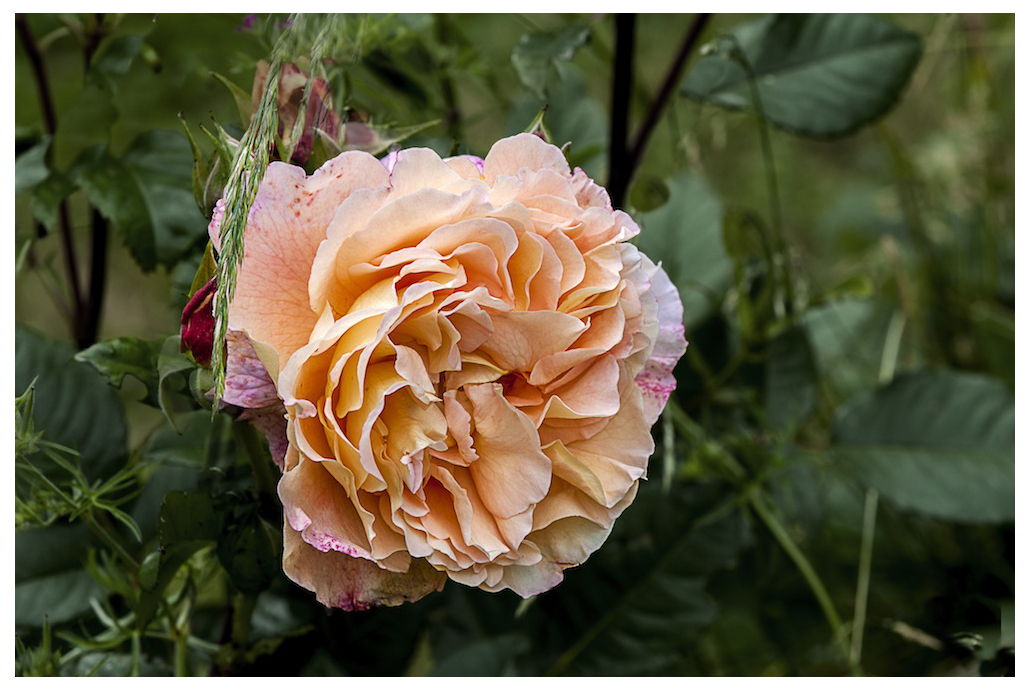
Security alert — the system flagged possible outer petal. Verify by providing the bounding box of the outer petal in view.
[482,133,571,184]
[221,331,278,409]
[214,153,390,377]
[634,256,687,425]
[240,404,288,470]
[282,523,445,610]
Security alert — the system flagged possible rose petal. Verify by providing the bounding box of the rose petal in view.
[282,522,444,611]
[216,153,390,378]
[634,256,687,425]
[465,382,551,519]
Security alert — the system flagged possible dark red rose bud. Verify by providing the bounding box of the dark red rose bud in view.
[181,277,217,367]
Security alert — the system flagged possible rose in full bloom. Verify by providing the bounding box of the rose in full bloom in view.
[209,133,686,609]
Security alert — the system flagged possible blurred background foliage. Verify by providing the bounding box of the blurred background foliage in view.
[15,13,1014,677]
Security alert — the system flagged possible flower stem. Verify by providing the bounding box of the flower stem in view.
[749,490,861,675]
[850,489,879,668]
[230,591,257,647]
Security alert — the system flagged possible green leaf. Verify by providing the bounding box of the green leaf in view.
[681,14,922,138]
[157,335,197,432]
[16,571,105,629]
[29,171,75,231]
[135,489,222,626]
[636,173,729,331]
[15,525,102,628]
[15,327,128,481]
[75,337,162,407]
[832,370,1014,523]
[120,130,209,268]
[51,84,117,170]
[158,491,221,546]
[73,144,158,271]
[178,114,217,216]
[628,174,671,213]
[512,24,591,100]
[764,325,818,432]
[138,551,161,590]
[508,63,608,178]
[217,514,279,594]
[62,652,172,677]
[73,132,207,272]
[15,137,51,194]
[88,34,144,93]
[804,298,893,400]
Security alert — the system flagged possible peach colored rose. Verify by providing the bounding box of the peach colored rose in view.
[211,134,686,609]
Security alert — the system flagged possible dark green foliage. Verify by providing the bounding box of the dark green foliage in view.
[512,23,592,100]
[636,173,729,330]
[73,132,206,272]
[682,14,923,138]
[833,370,1014,523]
[15,327,128,481]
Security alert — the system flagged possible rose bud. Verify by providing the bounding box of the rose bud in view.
[180,277,217,367]
[251,60,341,166]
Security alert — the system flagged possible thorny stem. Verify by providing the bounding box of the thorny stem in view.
[82,15,109,346]
[18,13,110,348]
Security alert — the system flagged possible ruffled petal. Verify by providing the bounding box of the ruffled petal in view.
[282,522,444,610]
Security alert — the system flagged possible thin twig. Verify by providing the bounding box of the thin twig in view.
[624,14,711,192]
[17,14,85,341]
[731,40,795,318]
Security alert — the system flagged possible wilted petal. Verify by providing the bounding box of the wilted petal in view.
[283,522,444,610]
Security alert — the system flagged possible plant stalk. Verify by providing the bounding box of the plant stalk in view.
[607,13,636,208]
[749,490,861,676]
[625,14,711,186]
[850,489,879,667]
[16,14,86,342]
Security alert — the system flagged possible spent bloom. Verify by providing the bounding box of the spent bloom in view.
[201,133,686,609]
